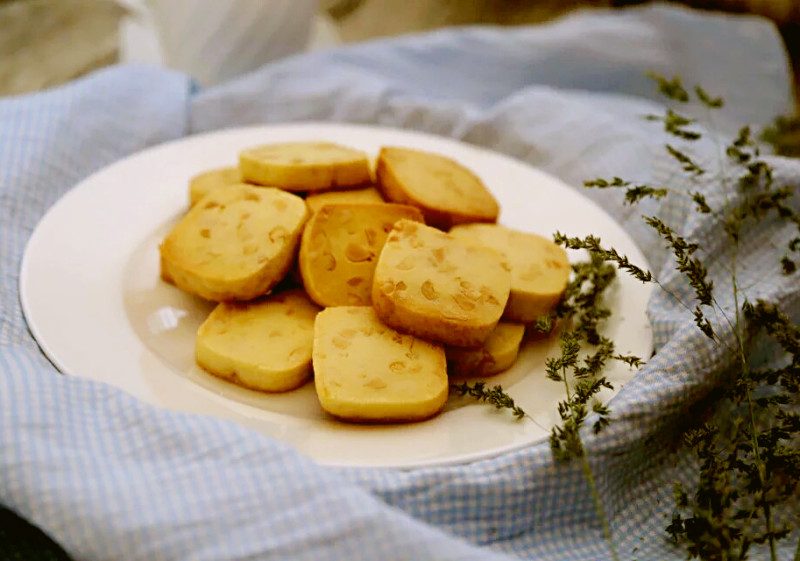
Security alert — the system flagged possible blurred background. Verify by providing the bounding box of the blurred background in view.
[2,0,799,100]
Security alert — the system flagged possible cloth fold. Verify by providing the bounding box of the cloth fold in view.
[1,4,798,560]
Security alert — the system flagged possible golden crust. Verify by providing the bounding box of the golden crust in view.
[159,184,308,301]
[188,167,243,207]
[375,146,499,229]
[239,142,371,192]
[313,306,448,422]
[305,186,384,214]
[372,220,510,347]
[196,289,320,392]
[449,224,570,322]
[446,322,526,377]
[298,202,424,307]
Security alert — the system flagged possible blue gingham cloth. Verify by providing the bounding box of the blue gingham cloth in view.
[2,4,799,560]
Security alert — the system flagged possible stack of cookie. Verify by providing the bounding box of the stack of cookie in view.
[159,141,570,423]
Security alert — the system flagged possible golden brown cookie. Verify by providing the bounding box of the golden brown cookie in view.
[372,220,511,347]
[313,306,448,422]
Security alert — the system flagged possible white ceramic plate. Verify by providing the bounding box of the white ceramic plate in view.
[20,123,652,469]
